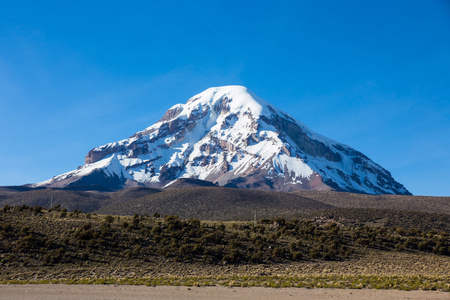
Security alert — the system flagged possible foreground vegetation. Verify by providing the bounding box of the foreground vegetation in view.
[1,204,449,291]
[2,275,449,291]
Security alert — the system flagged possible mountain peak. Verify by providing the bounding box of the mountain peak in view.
[36,86,410,195]
[184,85,274,119]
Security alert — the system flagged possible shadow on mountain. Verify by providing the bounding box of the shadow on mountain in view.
[164,178,218,189]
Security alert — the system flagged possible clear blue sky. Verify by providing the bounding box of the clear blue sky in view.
[1,1,449,196]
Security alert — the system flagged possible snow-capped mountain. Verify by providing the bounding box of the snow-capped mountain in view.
[36,85,410,195]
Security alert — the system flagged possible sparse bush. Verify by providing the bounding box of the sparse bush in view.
[132,214,140,227]
[32,206,43,214]
[272,247,285,258]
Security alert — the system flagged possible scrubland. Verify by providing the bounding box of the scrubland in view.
[1,204,449,291]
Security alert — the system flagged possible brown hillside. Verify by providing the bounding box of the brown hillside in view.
[0,188,112,212]
[97,186,335,220]
[111,186,162,202]
[292,191,450,214]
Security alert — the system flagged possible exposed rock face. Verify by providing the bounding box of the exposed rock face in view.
[36,85,410,195]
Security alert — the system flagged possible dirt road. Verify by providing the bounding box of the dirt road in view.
[0,284,448,300]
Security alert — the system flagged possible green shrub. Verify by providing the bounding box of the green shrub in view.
[104,215,114,223]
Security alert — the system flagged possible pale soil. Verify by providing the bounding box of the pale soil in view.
[0,284,449,300]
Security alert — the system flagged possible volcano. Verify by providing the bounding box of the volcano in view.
[36,86,410,195]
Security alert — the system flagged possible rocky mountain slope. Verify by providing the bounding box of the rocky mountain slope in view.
[36,86,410,195]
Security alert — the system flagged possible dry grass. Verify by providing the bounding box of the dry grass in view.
[2,252,450,291]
